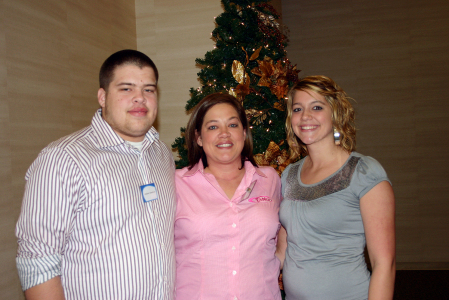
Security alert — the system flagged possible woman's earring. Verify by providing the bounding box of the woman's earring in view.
[333,128,341,145]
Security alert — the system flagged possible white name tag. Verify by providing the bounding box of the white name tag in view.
[140,183,158,202]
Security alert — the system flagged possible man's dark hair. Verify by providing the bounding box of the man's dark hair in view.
[99,49,159,91]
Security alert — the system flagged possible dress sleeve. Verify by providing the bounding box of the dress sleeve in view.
[351,155,391,199]
[15,147,84,291]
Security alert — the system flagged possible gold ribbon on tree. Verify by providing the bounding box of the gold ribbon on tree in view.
[254,140,293,175]
[230,46,263,101]
[251,56,289,103]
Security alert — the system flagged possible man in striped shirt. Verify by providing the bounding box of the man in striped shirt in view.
[16,50,176,300]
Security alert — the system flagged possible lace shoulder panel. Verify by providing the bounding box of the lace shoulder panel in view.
[284,156,361,201]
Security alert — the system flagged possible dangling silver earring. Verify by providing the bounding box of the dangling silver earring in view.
[333,128,341,145]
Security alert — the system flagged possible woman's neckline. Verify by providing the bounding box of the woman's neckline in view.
[298,152,355,187]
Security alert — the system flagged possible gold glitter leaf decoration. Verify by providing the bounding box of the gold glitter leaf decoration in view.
[241,47,249,66]
[245,108,258,115]
[229,88,238,98]
[232,60,247,84]
[253,154,267,166]
[252,112,269,125]
[254,140,294,176]
[273,102,285,111]
[245,109,258,120]
[231,60,251,101]
[249,46,263,61]
[251,56,290,100]
[234,83,251,100]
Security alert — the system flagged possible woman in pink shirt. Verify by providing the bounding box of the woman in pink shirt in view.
[174,93,282,300]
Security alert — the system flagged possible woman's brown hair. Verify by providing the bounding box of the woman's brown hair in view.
[185,93,257,169]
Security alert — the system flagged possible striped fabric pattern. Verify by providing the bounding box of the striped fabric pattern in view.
[16,109,176,300]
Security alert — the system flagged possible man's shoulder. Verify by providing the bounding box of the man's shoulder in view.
[147,138,174,161]
[25,126,94,180]
[43,125,94,154]
[151,138,170,151]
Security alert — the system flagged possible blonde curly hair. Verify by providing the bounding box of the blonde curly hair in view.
[285,75,356,160]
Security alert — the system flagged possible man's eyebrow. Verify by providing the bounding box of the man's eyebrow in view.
[116,82,134,86]
[115,82,157,87]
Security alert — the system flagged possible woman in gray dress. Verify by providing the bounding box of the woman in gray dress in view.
[276,75,396,299]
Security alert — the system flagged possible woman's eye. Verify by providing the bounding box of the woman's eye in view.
[144,89,155,93]
[229,124,238,128]
[313,106,323,110]
[293,108,301,112]
[208,126,217,130]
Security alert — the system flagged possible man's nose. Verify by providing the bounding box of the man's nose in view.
[133,90,146,103]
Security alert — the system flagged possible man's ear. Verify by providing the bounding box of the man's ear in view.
[98,88,106,108]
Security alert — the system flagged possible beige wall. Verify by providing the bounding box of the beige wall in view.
[136,0,224,151]
[0,0,137,298]
[282,0,449,269]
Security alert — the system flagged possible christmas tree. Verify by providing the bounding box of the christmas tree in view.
[171,0,300,174]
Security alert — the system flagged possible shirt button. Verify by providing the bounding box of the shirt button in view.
[234,297,238,300]
[232,223,236,228]
[232,270,237,275]
[232,246,236,251]
[230,203,233,207]
[161,242,165,248]
[164,276,168,282]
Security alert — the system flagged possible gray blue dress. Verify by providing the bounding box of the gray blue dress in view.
[280,152,390,300]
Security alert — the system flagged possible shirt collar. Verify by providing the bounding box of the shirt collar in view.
[182,160,204,177]
[252,162,267,178]
[182,159,267,178]
[91,108,159,149]
[242,160,267,178]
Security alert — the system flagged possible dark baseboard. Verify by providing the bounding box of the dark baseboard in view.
[394,270,449,300]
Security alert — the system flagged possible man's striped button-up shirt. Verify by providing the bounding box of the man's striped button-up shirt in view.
[16,109,176,300]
